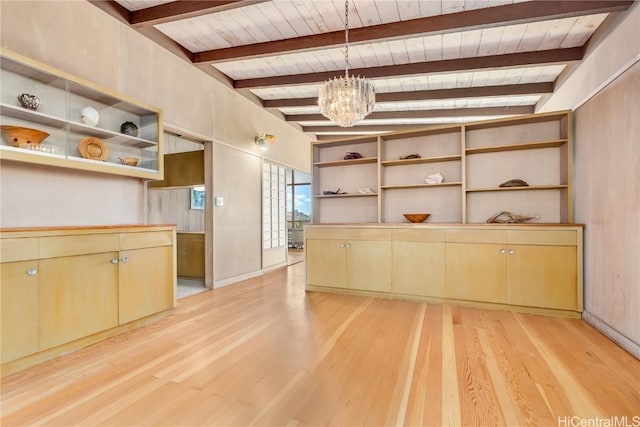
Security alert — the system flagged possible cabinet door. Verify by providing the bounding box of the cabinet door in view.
[392,241,445,297]
[119,245,174,325]
[38,252,119,350]
[445,243,507,303]
[507,245,577,310]
[1,261,39,363]
[346,240,392,292]
[305,239,346,288]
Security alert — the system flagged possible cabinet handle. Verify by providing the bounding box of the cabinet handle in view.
[346,243,351,248]
[499,249,506,254]
[340,243,346,248]
[27,268,38,276]
[508,249,515,255]
[111,258,119,264]
[121,257,129,263]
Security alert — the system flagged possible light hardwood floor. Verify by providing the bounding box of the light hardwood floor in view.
[1,262,638,426]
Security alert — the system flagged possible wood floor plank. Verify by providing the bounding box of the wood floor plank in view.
[1,262,638,426]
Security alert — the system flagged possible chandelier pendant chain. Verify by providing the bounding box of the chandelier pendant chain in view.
[344,0,349,78]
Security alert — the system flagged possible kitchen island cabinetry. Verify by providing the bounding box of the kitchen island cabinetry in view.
[0,225,176,376]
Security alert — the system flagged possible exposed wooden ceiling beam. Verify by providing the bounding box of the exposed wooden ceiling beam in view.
[193,0,633,64]
[88,1,131,24]
[287,106,534,122]
[129,1,269,27]
[305,124,433,133]
[236,48,583,89]
[263,83,553,108]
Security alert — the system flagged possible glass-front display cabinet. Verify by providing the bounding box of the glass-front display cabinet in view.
[0,49,163,179]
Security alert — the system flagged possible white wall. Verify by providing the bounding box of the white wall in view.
[0,1,312,282]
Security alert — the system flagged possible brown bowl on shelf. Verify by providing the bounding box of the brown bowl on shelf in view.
[403,213,430,223]
[118,157,139,166]
[0,125,49,148]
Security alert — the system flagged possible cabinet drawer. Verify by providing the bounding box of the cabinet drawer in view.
[119,231,174,250]
[39,234,120,259]
[507,230,577,246]
[392,228,445,242]
[346,228,391,241]
[0,238,39,262]
[305,227,346,240]
[446,229,506,244]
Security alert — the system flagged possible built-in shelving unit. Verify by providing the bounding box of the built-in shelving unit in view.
[311,110,572,224]
[0,49,163,180]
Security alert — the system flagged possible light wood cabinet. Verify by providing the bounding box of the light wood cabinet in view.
[305,228,391,293]
[311,110,572,224]
[306,238,347,288]
[38,252,119,350]
[391,229,445,297]
[507,244,578,310]
[305,224,583,317]
[119,245,174,324]
[1,261,39,363]
[0,225,175,373]
[445,243,508,304]
[0,49,163,180]
[346,239,391,292]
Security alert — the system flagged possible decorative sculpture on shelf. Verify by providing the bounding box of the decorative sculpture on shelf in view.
[344,152,363,160]
[424,172,444,184]
[499,179,529,187]
[487,211,539,223]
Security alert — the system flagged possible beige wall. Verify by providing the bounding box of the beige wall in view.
[1,1,312,281]
[537,4,640,356]
[574,64,639,358]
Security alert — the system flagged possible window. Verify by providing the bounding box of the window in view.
[287,170,311,248]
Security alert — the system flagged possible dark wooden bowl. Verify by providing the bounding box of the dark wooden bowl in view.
[403,213,430,223]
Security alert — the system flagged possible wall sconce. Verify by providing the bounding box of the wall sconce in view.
[254,133,276,151]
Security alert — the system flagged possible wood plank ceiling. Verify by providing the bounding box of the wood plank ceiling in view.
[91,0,634,139]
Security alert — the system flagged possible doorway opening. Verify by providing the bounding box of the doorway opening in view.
[286,169,311,265]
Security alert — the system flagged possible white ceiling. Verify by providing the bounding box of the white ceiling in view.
[105,0,631,138]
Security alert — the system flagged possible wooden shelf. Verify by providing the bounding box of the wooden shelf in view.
[466,184,568,193]
[315,193,378,198]
[68,121,157,148]
[312,135,378,148]
[1,103,66,129]
[313,157,377,167]
[381,154,461,166]
[1,50,162,180]
[381,182,463,190]
[465,139,567,154]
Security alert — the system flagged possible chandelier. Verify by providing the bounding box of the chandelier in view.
[318,0,375,127]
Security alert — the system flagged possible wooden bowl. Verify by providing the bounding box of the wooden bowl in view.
[403,213,430,223]
[0,125,49,148]
[119,157,139,166]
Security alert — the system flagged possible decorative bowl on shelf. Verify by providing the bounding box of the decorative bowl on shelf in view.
[118,156,139,166]
[78,136,109,161]
[80,106,100,126]
[17,93,40,110]
[0,125,49,148]
[403,213,430,223]
[120,121,139,137]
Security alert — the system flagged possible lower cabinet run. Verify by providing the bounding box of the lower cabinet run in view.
[0,225,176,374]
[305,224,583,317]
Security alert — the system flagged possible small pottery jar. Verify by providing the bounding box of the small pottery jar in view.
[120,121,138,137]
[18,94,40,110]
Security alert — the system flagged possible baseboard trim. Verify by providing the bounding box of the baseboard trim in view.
[214,270,263,288]
[583,311,640,359]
